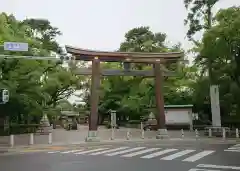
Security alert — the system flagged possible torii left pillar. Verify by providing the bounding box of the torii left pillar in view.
[85,57,100,142]
[154,61,169,139]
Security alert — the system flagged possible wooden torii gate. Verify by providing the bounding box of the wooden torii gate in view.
[65,46,183,141]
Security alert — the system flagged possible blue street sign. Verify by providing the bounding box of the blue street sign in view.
[4,42,28,52]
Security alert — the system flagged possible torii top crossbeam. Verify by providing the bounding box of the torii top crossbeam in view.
[65,46,183,63]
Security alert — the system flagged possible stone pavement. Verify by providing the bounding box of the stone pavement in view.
[0,125,239,148]
[0,125,199,146]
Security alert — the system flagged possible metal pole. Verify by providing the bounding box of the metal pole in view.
[0,55,59,61]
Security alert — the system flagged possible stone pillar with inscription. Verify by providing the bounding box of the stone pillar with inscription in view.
[153,61,169,139]
[210,85,221,127]
[85,57,101,142]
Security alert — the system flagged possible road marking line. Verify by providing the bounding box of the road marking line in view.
[183,150,215,162]
[189,168,221,171]
[21,149,47,152]
[61,150,84,154]
[224,149,240,152]
[105,147,146,156]
[90,147,129,155]
[141,149,178,159]
[48,151,60,154]
[228,147,240,150]
[197,164,240,170]
[48,146,67,150]
[121,148,160,157]
[75,148,109,154]
[233,144,240,147]
[161,149,195,160]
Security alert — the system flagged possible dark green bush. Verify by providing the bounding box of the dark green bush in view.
[128,120,141,124]
[0,124,40,136]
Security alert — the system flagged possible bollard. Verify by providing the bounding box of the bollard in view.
[48,132,52,144]
[9,134,14,147]
[222,128,226,140]
[141,129,145,139]
[181,129,184,138]
[141,122,144,139]
[208,128,212,137]
[195,129,199,139]
[111,127,115,140]
[126,128,130,140]
[236,128,239,138]
[29,133,34,145]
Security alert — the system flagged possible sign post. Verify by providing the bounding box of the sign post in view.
[4,42,28,52]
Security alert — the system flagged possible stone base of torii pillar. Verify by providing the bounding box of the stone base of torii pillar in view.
[85,130,100,142]
[156,129,169,139]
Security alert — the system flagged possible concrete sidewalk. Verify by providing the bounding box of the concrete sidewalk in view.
[1,126,239,150]
[1,127,199,147]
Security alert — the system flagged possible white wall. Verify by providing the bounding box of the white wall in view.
[165,108,193,127]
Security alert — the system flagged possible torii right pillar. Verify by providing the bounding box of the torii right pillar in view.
[154,61,169,139]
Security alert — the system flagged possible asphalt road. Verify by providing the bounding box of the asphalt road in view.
[1,140,240,171]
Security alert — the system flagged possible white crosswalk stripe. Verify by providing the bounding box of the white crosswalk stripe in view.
[140,149,178,159]
[75,148,109,154]
[183,150,215,162]
[189,168,221,171]
[224,144,240,152]
[121,148,160,157]
[61,150,84,154]
[48,151,60,154]
[90,147,129,155]
[105,147,146,156]
[196,164,240,170]
[161,150,195,160]
[46,146,215,162]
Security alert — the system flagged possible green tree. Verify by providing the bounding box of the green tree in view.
[22,18,61,53]
[184,0,219,40]
[0,13,80,129]
[84,27,195,123]
[199,6,240,124]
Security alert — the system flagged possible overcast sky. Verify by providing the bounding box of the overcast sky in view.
[1,0,239,52]
[1,0,239,104]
